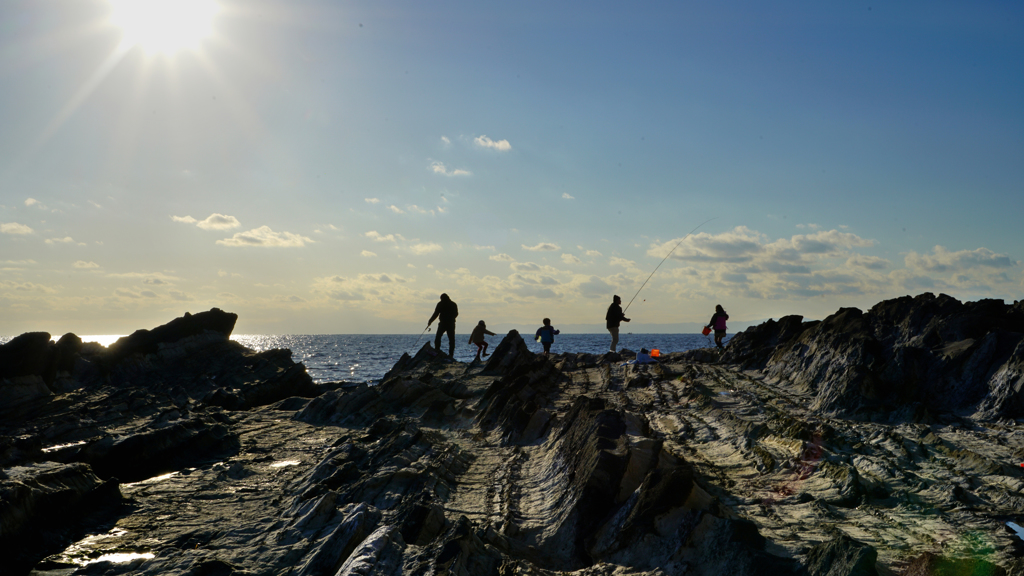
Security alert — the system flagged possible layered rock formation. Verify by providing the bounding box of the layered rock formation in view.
[1,296,1023,575]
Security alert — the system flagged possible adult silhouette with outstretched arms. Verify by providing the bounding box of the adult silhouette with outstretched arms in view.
[427,293,459,357]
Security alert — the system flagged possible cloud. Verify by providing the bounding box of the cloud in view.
[905,246,1015,273]
[561,254,582,264]
[1,222,34,235]
[169,290,190,301]
[108,272,181,283]
[409,242,442,255]
[610,257,639,270]
[511,262,541,272]
[366,231,403,243]
[171,215,198,224]
[408,205,437,216]
[562,193,575,200]
[45,237,82,245]
[388,205,405,214]
[585,250,603,257]
[197,213,241,230]
[474,135,512,151]
[430,161,471,177]
[216,226,313,247]
[114,288,141,299]
[140,290,158,298]
[474,245,495,251]
[522,242,560,252]
[25,198,40,207]
[311,273,411,302]
[3,259,35,265]
[440,136,451,147]
[89,200,102,209]
[576,276,614,298]
[490,253,515,262]
[73,261,99,269]
[846,255,890,271]
[365,198,380,204]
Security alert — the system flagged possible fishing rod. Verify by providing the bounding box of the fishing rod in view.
[622,217,718,314]
[412,326,431,351]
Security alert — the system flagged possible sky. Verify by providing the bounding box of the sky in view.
[1,0,1022,336]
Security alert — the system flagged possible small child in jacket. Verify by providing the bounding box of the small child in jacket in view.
[535,318,560,354]
[469,320,496,361]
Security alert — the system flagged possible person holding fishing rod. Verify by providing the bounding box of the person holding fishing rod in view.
[427,293,459,358]
[606,295,630,353]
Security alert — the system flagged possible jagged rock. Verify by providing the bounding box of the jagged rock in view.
[722,293,1024,417]
[4,301,1024,575]
[0,462,122,574]
[104,308,238,362]
[804,532,878,576]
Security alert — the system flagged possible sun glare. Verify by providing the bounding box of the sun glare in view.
[110,0,219,54]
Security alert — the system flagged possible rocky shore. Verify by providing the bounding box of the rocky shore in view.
[2,293,1024,575]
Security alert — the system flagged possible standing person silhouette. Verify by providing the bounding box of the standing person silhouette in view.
[706,304,729,350]
[605,295,630,353]
[427,293,459,357]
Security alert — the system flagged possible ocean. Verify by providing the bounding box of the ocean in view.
[0,332,726,384]
[231,332,724,384]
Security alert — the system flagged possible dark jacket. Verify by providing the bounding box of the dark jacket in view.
[709,312,728,331]
[535,325,559,343]
[429,298,459,327]
[606,303,626,329]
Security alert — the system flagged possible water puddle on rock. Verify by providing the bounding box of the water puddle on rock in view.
[32,528,154,573]
[122,470,180,487]
[40,440,88,453]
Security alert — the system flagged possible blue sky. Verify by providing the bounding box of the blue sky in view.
[1,0,1021,335]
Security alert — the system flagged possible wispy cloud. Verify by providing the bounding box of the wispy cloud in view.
[73,261,99,269]
[197,213,241,230]
[490,253,515,262]
[409,243,442,255]
[171,215,197,224]
[522,242,560,252]
[108,272,180,282]
[361,250,377,257]
[366,231,403,243]
[474,135,511,151]
[585,250,603,257]
[216,226,313,248]
[388,205,405,214]
[430,161,471,177]
[905,246,1015,272]
[408,205,438,216]
[562,193,575,200]
[45,236,85,245]
[25,198,41,207]
[561,253,582,264]
[1,222,34,235]
[365,198,380,204]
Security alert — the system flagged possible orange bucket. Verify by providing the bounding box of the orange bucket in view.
[651,349,660,358]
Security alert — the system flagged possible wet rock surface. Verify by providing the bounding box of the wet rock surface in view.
[1,296,1023,575]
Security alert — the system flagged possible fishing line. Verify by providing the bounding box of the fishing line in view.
[622,217,718,314]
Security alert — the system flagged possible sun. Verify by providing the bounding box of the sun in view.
[110,0,219,54]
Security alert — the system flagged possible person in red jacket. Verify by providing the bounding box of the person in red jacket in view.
[706,304,729,350]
